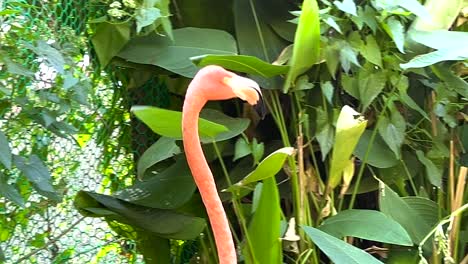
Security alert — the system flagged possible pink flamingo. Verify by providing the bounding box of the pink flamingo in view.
[182,66,263,264]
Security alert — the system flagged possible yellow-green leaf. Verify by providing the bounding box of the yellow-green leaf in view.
[284,0,320,92]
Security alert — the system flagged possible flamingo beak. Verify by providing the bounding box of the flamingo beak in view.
[223,76,266,119]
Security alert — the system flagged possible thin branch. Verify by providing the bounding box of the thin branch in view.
[14,216,86,264]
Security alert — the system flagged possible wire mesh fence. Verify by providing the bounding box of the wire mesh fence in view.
[0,0,159,262]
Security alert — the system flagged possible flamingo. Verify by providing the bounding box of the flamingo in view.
[182,65,263,264]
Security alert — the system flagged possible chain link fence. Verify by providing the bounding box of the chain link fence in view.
[0,0,163,262]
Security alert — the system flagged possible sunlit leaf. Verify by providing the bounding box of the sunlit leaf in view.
[236,147,294,185]
[191,54,289,78]
[284,0,320,92]
[135,7,161,33]
[137,137,180,179]
[319,209,412,246]
[384,17,405,53]
[302,225,384,264]
[328,106,367,189]
[339,43,360,72]
[233,137,251,161]
[400,47,468,69]
[333,0,357,16]
[315,107,334,160]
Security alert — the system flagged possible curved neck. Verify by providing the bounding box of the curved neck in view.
[182,90,237,264]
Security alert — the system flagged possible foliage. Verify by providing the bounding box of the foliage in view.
[3,0,465,263]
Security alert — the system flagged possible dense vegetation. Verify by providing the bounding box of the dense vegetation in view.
[1,0,467,263]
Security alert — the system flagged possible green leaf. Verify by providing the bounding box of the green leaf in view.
[358,71,387,111]
[384,17,405,53]
[329,106,367,188]
[319,209,412,246]
[137,137,180,179]
[433,64,468,98]
[378,106,406,160]
[236,147,294,186]
[131,106,227,142]
[25,41,65,74]
[394,75,429,120]
[378,180,431,245]
[136,233,171,264]
[302,225,384,264]
[400,46,468,69]
[251,138,265,165]
[75,191,205,240]
[284,0,320,92]
[415,150,442,187]
[191,54,289,78]
[0,131,12,169]
[91,22,131,67]
[402,197,441,227]
[394,0,432,22]
[354,130,399,168]
[14,155,61,201]
[339,43,360,72]
[315,107,334,160]
[117,157,195,209]
[244,178,282,264]
[321,81,334,104]
[409,30,468,50]
[118,27,237,77]
[135,7,162,33]
[360,35,382,67]
[3,58,34,77]
[333,0,357,16]
[199,109,250,143]
[233,137,251,161]
[0,172,24,207]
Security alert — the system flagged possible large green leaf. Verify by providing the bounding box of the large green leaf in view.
[354,130,399,168]
[235,147,294,186]
[409,30,468,50]
[244,178,282,264]
[132,106,249,143]
[0,131,12,169]
[191,54,289,77]
[233,0,288,89]
[400,46,468,69]
[328,106,367,189]
[75,191,205,240]
[118,27,237,77]
[402,197,441,228]
[378,181,431,245]
[412,0,465,31]
[256,0,297,41]
[360,35,382,67]
[13,155,60,201]
[91,22,131,67]
[319,209,412,246]
[302,225,384,264]
[118,157,196,209]
[334,0,357,16]
[137,137,180,179]
[284,0,321,92]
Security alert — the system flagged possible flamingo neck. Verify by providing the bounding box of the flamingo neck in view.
[182,92,237,264]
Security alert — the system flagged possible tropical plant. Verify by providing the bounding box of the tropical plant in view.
[72,0,467,263]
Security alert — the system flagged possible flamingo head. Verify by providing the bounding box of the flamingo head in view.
[190,65,265,118]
